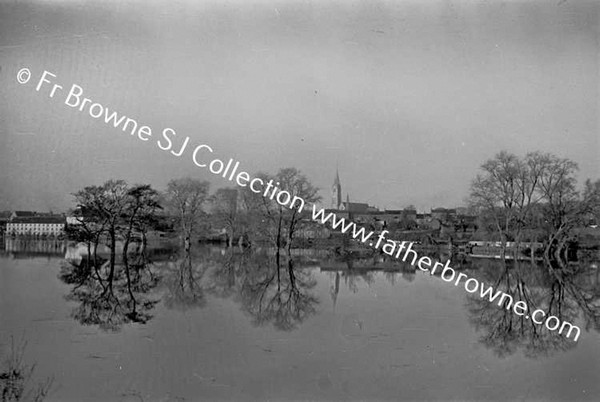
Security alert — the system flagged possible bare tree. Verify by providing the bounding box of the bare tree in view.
[97,180,130,295]
[250,168,321,251]
[121,184,162,314]
[68,191,107,285]
[210,188,240,247]
[469,151,522,258]
[535,154,580,261]
[583,179,600,223]
[165,178,210,252]
[72,180,129,295]
[469,151,596,263]
[276,168,321,252]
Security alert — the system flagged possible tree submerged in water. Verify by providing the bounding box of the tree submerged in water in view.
[240,168,321,251]
[63,180,163,331]
[469,151,600,263]
[164,177,210,252]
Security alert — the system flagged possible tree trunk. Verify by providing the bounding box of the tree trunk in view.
[86,241,91,274]
[122,234,137,313]
[228,228,234,248]
[275,212,283,250]
[105,227,116,296]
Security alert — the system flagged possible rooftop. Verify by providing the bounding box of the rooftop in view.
[10,216,65,224]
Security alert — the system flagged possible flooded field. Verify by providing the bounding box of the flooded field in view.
[1,240,599,401]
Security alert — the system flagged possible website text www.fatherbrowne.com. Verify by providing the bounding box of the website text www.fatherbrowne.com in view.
[309,208,581,342]
[21,68,581,342]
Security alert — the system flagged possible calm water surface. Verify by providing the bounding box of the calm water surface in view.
[1,240,599,401]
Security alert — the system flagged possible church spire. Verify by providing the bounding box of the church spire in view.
[331,167,342,209]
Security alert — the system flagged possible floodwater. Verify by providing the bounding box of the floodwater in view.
[1,239,600,401]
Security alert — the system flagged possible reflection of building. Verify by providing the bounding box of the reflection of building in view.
[3,237,66,257]
[6,215,65,236]
[329,271,340,310]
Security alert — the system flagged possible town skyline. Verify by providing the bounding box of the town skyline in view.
[0,152,595,214]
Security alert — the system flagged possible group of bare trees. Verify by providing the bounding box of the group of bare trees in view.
[61,167,319,327]
[70,180,161,297]
[469,151,600,262]
[63,180,163,328]
[164,177,210,252]
[210,167,321,251]
[64,177,216,328]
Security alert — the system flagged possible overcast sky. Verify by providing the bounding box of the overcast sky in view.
[0,0,598,212]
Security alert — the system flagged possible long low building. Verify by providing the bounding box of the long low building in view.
[6,216,66,237]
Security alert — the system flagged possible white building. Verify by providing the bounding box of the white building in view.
[6,216,66,237]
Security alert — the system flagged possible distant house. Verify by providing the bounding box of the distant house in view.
[416,213,432,226]
[455,207,472,216]
[423,218,442,231]
[431,208,457,222]
[340,201,370,213]
[403,209,417,222]
[296,225,330,239]
[384,209,403,217]
[6,215,66,237]
[456,215,478,233]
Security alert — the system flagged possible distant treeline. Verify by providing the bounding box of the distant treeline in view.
[67,151,600,265]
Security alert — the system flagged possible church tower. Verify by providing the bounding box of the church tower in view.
[332,168,342,209]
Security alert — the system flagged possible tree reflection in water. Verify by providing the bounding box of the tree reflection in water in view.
[162,248,208,311]
[209,248,319,331]
[466,259,600,358]
[59,238,600,357]
[59,249,160,331]
[60,243,320,332]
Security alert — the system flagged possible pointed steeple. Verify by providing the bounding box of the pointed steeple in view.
[331,167,342,209]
